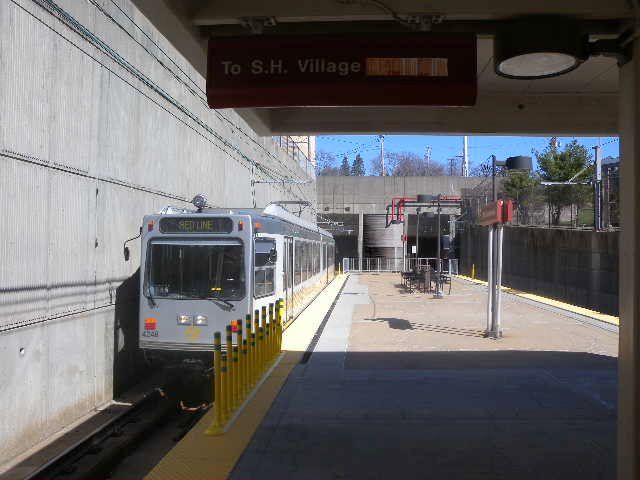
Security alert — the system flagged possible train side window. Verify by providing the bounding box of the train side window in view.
[255,239,276,298]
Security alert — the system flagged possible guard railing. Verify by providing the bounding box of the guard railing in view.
[342,257,459,274]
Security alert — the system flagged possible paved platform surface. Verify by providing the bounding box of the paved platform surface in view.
[231,274,617,480]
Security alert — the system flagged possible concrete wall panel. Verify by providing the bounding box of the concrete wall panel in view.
[0,160,49,329]
[0,326,48,464]
[459,224,619,315]
[318,176,485,215]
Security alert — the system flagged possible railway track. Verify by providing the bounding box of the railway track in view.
[22,388,208,480]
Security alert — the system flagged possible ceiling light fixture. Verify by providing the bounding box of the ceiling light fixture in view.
[494,16,631,80]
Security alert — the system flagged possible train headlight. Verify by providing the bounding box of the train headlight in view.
[177,315,193,325]
[194,315,208,326]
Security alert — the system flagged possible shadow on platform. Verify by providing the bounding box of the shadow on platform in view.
[232,348,617,480]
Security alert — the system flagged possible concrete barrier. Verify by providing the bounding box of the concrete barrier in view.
[459,224,619,315]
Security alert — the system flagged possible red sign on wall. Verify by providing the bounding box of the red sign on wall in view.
[479,200,513,226]
[207,33,477,108]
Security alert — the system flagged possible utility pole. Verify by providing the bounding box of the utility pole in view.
[593,145,602,231]
[379,135,385,176]
[462,136,469,176]
[425,146,432,171]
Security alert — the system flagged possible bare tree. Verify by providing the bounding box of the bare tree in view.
[315,150,340,176]
[379,151,445,176]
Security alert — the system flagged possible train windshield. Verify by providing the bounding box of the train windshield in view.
[147,241,245,301]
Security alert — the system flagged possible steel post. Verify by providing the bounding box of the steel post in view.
[493,224,504,338]
[416,208,421,258]
[486,226,494,335]
[435,196,443,298]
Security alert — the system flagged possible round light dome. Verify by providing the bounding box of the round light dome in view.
[497,52,579,78]
[494,17,588,80]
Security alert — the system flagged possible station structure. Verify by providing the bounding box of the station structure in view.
[0,0,638,478]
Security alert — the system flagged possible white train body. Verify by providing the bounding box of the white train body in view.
[138,204,335,354]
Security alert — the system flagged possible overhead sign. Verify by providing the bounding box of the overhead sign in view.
[479,200,513,226]
[207,33,477,108]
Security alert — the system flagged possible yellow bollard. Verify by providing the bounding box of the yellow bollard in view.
[272,300,279,356]
[271,302,277,356]
[261,306,268,363]
[276,299,283,353]
[205,332,224,435]
[254,310,260,377]
[258,326,265,372]
[273,299,282,355]
[221,353,231,421]
[268,303,274,359]
[245,314,254,387]
[242,339,248,396]
[471,263,476,279]
[236,321,245,398]
[232,346,239,407]
[251,331,257,384]
[225,325,234,409]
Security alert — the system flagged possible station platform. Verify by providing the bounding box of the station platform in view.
[148,273,618,480]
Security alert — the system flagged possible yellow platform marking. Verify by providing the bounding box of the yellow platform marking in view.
[456,275,619,326]
[145,275,348,480]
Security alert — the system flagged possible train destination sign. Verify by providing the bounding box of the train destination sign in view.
[159,217,233,234]
[207,33,477,108]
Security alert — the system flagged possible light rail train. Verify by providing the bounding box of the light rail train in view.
[137,197,335,365]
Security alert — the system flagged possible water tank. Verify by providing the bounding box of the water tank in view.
[363,214,403,258]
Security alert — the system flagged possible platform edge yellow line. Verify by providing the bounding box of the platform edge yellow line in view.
[145,275,348,480]
[456,274,619,326]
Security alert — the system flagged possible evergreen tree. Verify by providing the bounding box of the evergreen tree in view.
[351,153,366,176]
[535,138,593,225]
[339,155,351,176]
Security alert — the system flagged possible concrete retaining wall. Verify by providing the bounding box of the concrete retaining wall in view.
[0,0,313,466]
[458,225,619,316]
[318,176,485,215]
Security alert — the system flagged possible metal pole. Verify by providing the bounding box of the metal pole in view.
[416,208,421,258]
[493,224,504,338]
[487,155,497,333]
[486,226,494,334]
[380,135,385,176]
[492,155,497,202]
[402,213,407,270]
[435,195,443,298]
[463,136,469,177]
[593,145,602,231]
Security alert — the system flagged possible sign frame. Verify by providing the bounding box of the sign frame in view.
[207,33,477,108]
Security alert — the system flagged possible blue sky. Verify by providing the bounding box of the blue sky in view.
[316,135,620,174]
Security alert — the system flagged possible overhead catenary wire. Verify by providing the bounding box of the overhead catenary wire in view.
[31,0,306,191]
[17,0,309,197]
[98,0,312,184]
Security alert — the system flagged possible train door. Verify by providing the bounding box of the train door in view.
[284,236,294,322]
